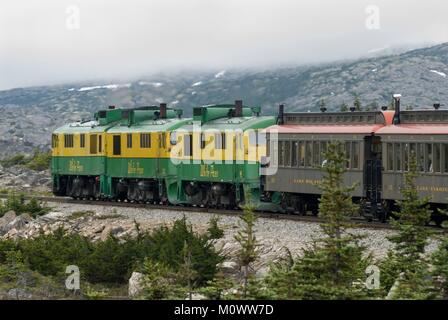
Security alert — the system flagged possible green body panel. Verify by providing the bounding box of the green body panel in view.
[105,157,176,179]
[52,156,106,176]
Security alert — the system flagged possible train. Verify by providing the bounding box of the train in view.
[51,96,448,224]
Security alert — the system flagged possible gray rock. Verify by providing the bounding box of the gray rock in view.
[0,210,16,227]
[101,225,125,241]
[128,272,145,298]
[220,261,239,274]
[7,288,33,300]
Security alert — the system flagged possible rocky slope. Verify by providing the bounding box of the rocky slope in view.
[1,43,447,156]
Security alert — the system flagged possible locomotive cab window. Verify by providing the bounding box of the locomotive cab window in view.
[140,133,151,148]
[127,133,132,148]
[80,134,85,148]
[90,134,97,154]
[113,135,121,155]
[98,135,102,153]
[52,134,59,148]
[64,134,74,148]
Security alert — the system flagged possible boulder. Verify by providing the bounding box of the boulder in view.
[8,213,33,230]
[219,261,239,275]
[0,210,16,228]
[7,288,33,300]
[128,272,145,298]
[101,225,124,241]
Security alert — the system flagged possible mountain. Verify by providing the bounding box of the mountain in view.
[0,43,447,156]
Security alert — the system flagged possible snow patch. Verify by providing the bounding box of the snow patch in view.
[68,88,75,91]
[139,81,163,87]
[191,91,197,95]
[430,70,447,78]
[78,83,131,92]
[192,81,202,87]
[371,68,377,72]
[214,70,226,78]
[171,100,179,105]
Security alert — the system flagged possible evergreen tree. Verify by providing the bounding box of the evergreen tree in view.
[353,95,362,111]
[319,98,326,110]
[234,203,259,298]
[380,153,437,299]
[340,102,349,112]
[263,141,372,299]
[207,216,224,240]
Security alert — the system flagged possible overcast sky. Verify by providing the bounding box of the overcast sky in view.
[0,0,447,90]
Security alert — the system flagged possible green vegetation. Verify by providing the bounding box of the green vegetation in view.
[0,149,51,171]
[0,216,226,299]
[0,193,50,218]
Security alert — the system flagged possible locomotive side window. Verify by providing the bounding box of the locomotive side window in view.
[90,134,97,154]
[352,142,359,169]
[64,134,74,148]
[127,133,132,148]
[98,135,102,153]
[113,135,121,155]
[140,133,151,148]
[80,134,85,148]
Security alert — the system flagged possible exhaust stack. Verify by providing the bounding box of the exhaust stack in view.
[234,100,243,117]
[393,94,401,124]
[159,103,167,119]
[278,104,284,125]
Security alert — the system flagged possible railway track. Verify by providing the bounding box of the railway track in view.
[3,193,446,233]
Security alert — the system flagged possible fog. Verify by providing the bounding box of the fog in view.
[0,0,447,90]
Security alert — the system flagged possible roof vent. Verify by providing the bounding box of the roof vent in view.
[108,105,115,110]
[434,103,441,110]
[381,106,388,111]
[349,107,356,112]
[320,107,327,113]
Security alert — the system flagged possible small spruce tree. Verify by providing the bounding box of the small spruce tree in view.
[380,153,437,299]
[234,203,259,298]
[340,102,349,112]
[354,95,362,111]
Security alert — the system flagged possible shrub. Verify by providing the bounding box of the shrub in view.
[0,193,50,218]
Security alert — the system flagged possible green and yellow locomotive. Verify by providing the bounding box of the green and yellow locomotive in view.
[167,100,276,209]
